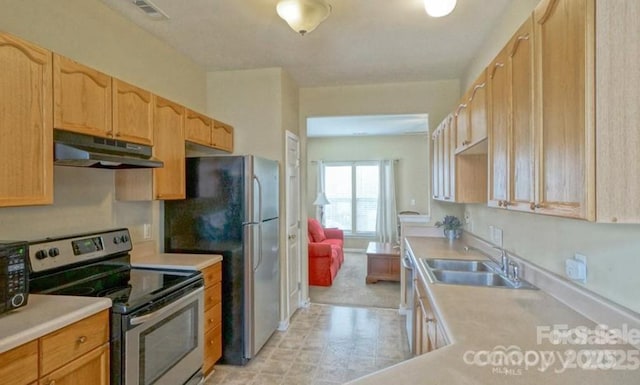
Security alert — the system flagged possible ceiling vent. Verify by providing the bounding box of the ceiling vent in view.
[131,0,169,20]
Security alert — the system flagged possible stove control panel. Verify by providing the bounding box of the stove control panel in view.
[29,229,132,274]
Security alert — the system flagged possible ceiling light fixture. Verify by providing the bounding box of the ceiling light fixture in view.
[276,0,332,36]
[424,0,457,18]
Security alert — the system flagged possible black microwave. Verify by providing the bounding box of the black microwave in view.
[0,241,29,315]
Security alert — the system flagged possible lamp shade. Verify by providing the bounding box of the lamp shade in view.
[424,0,457,18]
[276,0,331,35]
[313,192,330,206]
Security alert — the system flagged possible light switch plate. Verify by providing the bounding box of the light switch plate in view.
[565,254,587,283]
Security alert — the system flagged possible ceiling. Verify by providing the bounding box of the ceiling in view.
[100,0,512,87]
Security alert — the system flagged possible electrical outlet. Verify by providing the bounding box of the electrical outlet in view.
[494,227,503,247]
[143,223,151,240]
[410,198,416,206]
[565,253,587,283]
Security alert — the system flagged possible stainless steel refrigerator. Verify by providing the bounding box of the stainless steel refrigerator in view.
[164,155,279,365]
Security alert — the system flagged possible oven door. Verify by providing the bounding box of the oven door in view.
[125,285,204,385]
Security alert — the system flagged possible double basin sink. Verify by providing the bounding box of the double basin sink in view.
[421,258,537,290]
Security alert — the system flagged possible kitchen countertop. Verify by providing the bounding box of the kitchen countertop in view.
[0,294,111,354]
[348,237,640,384]
[131,252,222,271]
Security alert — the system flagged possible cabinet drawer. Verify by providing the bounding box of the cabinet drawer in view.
[40,343,109,385]
[204,282,221,311]
[204,302,221,332]
[203,324,222,373]
[0,340,38,385]
[40,310,109,375]
[202,262,221,287]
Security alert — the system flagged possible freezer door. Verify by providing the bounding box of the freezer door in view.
[246,218,280,358]
[251,156,279,222]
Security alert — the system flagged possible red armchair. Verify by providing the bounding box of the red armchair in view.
[307,218,344,286]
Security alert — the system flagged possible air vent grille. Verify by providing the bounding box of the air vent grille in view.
[132,0,169,20]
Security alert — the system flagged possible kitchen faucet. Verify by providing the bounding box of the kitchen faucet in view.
[493,246,508,275]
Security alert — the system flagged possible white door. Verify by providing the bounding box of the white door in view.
[285,131,301,323]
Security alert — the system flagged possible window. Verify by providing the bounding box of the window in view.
[323,162,379,235]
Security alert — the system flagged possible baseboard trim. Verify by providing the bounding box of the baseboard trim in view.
[277,319,290,331]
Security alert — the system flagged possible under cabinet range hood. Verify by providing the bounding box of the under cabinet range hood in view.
[54,130,163,169]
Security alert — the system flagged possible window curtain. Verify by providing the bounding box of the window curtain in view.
[376,160,398,244]
[315,161,325,222]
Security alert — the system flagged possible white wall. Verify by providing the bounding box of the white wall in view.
[0,0,206,243]
[207,67,299,325]
[460,0,640,314]
[462,0,539,91]
[299,80,464,230]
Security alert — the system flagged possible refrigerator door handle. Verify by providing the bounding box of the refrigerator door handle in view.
[253,176,263,271]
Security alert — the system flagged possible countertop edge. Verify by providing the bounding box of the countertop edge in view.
[131,253,223,271]
[0,295,111,354]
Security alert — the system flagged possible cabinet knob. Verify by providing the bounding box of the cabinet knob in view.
[529,202,541,210]
[48,381,56,385]
[497,200,503,207]
[77,335,87,344]
[503,201,510,207]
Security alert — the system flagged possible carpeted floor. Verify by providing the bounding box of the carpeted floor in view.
[309,252,401,309]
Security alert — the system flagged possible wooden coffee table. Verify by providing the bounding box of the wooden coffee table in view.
[366,242,401,283]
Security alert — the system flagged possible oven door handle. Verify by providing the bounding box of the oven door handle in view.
[129,286,203,326]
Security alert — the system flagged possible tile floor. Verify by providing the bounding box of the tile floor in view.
[205,304,411,385]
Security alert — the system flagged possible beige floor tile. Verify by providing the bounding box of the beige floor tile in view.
[209,304,410,385]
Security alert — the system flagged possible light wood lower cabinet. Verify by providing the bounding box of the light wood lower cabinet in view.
[0,310,109,385]
[202,262,222,375]
[413,279,449,355]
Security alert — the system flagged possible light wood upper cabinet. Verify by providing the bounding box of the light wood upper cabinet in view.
[153,96,186,200]
[53,54,112,138]
[533,0,594,220]
[455,72,488,154]
[454,94,470,153]
[185,109,213,147]
[432,114,485,204]
[212,120,234,152]
[112,79,153,145]
[487,45,510,209]
[595,0,640,223]
[509,18,535,213]
[0,33,53,207]
[488,17,535,213]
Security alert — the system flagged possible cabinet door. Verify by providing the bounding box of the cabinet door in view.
[454,98,470,153]
[112,79,153,145]
[442,116,454,201]
[595,0,640,223]
[509,17,536,213]
[533,0,594,219]
[431,131,440,200]
[53,54,112,137]
[0,340,38,385]
[185,109,213,147]
[487,47,510,209]
[0,33,53,207]
[39,344,109,385]
[153,96,185,200]
[468,71,488,146]
[212,120,234,152]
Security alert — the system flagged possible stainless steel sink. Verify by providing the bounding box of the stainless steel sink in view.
[424,258,492,272]
[420,258,537,290]
[431,270,511,287]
